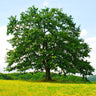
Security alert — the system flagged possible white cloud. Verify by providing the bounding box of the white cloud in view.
[0,26,12,73]
[80,29,88,37]
[85,37,96,51]
[85,37,96,72]
[43,0,49,7]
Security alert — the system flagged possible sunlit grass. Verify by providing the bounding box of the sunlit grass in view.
[0,80,96,96]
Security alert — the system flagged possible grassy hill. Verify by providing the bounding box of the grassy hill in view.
[0,80,95,96]
[0,72,88,83]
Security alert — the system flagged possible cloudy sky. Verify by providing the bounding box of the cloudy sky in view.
[0,0,96,73]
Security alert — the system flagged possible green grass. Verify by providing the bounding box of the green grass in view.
[0,80,96,96]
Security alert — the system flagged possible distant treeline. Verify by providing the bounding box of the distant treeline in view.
[0,72,90,82]
[88,75,96,81]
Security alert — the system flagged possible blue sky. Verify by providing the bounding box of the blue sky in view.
[0,0,96,73]
[0,0,96,37]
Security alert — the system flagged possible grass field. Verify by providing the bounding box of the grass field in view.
[0,80,96,96]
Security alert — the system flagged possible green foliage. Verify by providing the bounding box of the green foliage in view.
[6,6,94,80]
[0,73,16,80]
[0,73,32,80]
[30,72,46,80]
[0,72,89,82]
[52,74,87,82]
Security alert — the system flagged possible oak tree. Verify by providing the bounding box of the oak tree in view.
[6,6,94,80]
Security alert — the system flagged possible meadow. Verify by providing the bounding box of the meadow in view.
[0,80,96,96]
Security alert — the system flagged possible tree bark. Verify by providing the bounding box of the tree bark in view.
[82,74,85,79]
[45,67,51,80]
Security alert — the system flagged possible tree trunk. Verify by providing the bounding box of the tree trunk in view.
[45,68,51,80]
[82,74,85,79]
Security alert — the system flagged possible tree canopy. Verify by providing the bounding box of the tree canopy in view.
[6,6,94,80]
